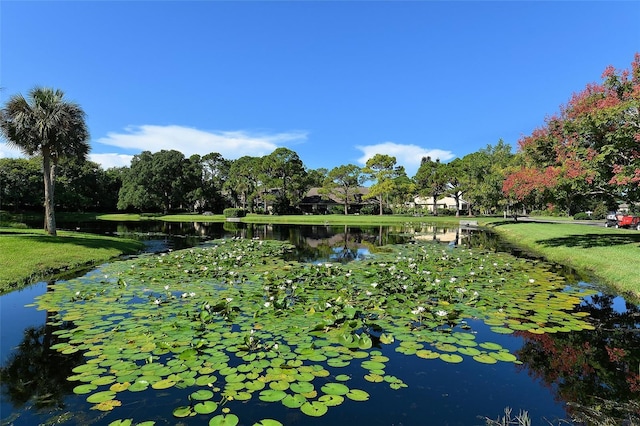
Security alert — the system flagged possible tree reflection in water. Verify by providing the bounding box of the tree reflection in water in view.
[1,313,83,410]
[516,294,640,425]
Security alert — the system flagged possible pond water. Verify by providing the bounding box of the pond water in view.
[1,222,638,426]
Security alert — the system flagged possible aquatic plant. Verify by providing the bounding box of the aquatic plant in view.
[32,238,595,424]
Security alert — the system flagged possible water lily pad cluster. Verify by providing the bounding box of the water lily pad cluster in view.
[34,238,594,424]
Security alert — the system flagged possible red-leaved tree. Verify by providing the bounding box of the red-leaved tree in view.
[504,54,640,214]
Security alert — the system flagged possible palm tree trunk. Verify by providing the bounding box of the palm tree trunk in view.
[42,151,57,236]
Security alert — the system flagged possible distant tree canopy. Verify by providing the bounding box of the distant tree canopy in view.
[2,55,636,218]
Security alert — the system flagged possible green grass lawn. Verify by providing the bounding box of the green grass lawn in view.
[0,228,144,294]
[486,220,640,299]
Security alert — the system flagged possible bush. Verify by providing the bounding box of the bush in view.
[223,208,246,218]
[592,203,608,220]
[436,207,457,216]
[359,205,393,215]
[573,212,592,220]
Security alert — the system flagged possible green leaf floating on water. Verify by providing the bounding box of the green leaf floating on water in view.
[86,390,116,404]
[253,420,284,426]
[282,394,307,408]
[172,406,193,418]
[33,239,596,423]
[346,389,370,401]
[259,389,287,402]
[321,382,350,396]
[209,414,239,426]
[73,384,98,395]
[194,401,219,414]
[191,389,214,400]
[300,401,329,417]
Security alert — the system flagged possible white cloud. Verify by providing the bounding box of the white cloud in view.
[97,125,308,159]
[88,153,134,169]
[355,142,455,177]
[0,142,24,159]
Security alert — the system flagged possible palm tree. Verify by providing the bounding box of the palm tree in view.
[0,87,89,235]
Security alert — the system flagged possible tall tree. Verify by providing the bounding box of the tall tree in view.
[443,158,465,216]
[306,168,328,188]
[261,148,308,214]
[117,150,198,213]
[224,156,261,211]
[503,55,640,214]
[322,164,364,215]
[199,152,231,213]
[414,156,448,215]
[0,87,89,235]
[362,154,398,215]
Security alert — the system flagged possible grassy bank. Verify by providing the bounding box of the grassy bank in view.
[0,228,144,294]
[98,212,465,225]
[486,221,640,298]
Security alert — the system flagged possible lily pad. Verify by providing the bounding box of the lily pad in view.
[258,389,287,402]
[253,420,284,426]
[321,382,350,396]
[194,401,218,414]
[86,390,116,404]
[209,414,239,426]
[300,401,329,417]
[346,389,370,401]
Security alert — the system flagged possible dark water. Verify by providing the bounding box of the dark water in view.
[1,221,638,425]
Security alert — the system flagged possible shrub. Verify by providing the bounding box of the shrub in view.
[223,208,246,218]
[359,205,393,215]
[436,207,457,216]
[573,212,592,220]
[592,203,609,220]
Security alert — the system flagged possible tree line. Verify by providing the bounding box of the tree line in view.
[1,54,638,234]
[0,142,516,217]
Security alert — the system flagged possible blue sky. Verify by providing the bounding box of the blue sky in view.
[1,1,638,178]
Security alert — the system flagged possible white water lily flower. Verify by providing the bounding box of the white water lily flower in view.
[181,293,188,298]
[189,292,196,297]
[154,299,161,305]
[371,282,378,288]
[529,279,535,283]
[365,291,372,296]
[164,285,169,290]
[264,302,271,308]
[226,297,233,303]
[436,310,448,317]
[325,302,332,308]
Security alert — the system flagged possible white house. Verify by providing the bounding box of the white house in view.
[412,193,468,213]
